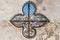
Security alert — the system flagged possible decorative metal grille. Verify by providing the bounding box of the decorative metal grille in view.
[10,1,50,38]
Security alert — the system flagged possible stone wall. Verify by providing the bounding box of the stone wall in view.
[0,0,60,40]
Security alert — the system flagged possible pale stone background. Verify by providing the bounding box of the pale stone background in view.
[0,0,60,40]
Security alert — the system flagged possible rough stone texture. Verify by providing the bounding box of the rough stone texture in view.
[0,21,60,40]
[0,0,60,40]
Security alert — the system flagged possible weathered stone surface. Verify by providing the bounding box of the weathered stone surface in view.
[0,21,60,40]
[0,0,60,40]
